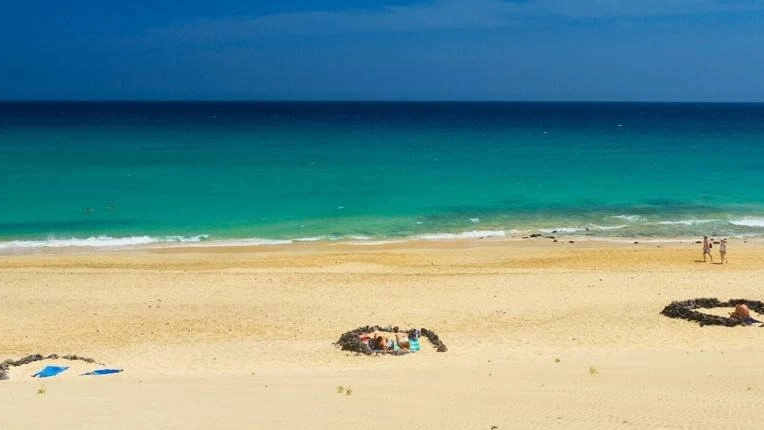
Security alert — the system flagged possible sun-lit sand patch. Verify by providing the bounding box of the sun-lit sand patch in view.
[1,239,764,429]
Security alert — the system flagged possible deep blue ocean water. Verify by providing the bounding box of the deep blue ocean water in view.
[1,102,763,249]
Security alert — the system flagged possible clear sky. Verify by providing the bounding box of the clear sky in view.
[2,0,764,101]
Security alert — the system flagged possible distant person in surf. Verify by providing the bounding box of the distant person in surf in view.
[702,236,713,262]
[719,238,728,264]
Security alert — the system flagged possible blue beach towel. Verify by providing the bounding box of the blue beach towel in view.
[82,369,123,376]
[32,366,68,378]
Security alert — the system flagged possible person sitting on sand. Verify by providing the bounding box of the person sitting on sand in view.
[702,236,713,262]
[397,335,411,352]
[373,335,392,351]
[371,333,410,352]
[730,304,760,324]
[730,304,750,320]
[719,238,728,264]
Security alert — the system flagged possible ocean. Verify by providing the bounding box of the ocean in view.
[1,101,763,250]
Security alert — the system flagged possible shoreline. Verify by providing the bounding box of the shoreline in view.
[0,232,758,256]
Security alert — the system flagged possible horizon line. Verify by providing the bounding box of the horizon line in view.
[2,99,764,104]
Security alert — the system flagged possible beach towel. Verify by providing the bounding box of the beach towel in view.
[82,368,123,376]
[409,338,420,352]
[32,366,68,378]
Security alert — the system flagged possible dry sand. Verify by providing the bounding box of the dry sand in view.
[1,238,764,429]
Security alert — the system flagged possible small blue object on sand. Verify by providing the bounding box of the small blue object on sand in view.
[82,369,123,376]
[32,366,69,378]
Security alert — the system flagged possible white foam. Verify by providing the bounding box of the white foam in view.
[593,224,628,231]
[292,236,325,242]
[539,227,585,234]
[539,224,627,234]
[730,217,764,227]
[415,230,506,240]
[654,219,715,226]
[346,235,372,240]
[0,235,208,250]
[611,215,643,222]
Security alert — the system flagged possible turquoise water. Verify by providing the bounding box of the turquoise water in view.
[1,102,764,249]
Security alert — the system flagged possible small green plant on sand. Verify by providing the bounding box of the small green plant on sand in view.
[589,367,598,375]
[335,385,353,395]
[37,385,47,395]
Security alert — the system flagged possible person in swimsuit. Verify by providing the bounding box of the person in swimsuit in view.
[702,236,713,262]
[397,335,411,352]
[719,238,728,264]
[729,303,760,324]
[372,333,410,352]
[731,304,750,319]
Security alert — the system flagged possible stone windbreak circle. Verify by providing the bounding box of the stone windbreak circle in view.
[660,298,764,327]
[336,325,448,355]
[0,354,101,380]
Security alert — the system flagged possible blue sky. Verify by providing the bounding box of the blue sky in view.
[2,0,763,101]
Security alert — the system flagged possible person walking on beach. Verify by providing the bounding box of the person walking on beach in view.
[719,238,728,264]
[702,236,713,262]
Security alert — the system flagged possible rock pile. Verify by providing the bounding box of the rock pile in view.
[335,325,448,355]
[660,298,764,327]
[0,353,101,381]
[420,328,448,352]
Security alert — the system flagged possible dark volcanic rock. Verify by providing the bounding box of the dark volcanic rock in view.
[0,353,101,381]
[660,298,764,327]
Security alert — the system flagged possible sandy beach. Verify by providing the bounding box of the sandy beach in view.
[1,238,764,429]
